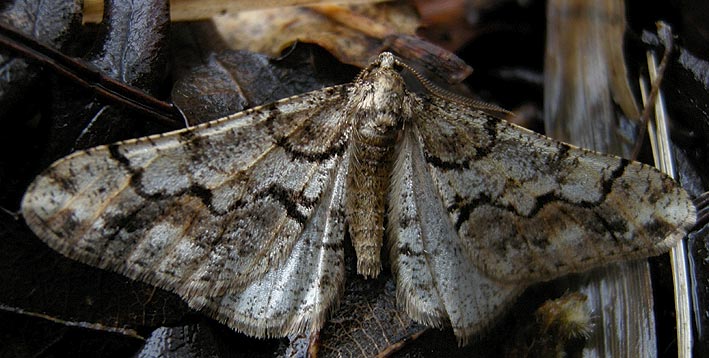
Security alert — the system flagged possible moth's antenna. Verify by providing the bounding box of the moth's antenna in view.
[394,58,513,118]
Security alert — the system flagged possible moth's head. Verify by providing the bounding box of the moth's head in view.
[376,52,398,69]
[356,52,406,85]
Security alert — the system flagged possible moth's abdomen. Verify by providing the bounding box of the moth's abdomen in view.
[345,111,400,278]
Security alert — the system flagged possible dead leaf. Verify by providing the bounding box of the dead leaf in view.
[317,275,425,357]
[43,0,172,163]
[172,46,355,125]
[0,0,82,120]
[83,0,386,23]
[211,2,474,83]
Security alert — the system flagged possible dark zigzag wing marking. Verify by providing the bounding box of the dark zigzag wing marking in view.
[411,93,695,283]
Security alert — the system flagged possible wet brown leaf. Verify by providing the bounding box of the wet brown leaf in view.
[172,47,355,125]
[43,0,171,163]
[0,0,82,119]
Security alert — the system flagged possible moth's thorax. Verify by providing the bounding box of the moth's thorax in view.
[349,68,407,139]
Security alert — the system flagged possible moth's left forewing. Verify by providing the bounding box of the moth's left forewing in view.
[411,94,696,284]
[21,85,354,339]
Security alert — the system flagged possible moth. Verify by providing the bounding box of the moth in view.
[21,52,696,345]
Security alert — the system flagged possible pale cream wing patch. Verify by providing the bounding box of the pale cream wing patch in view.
[412,93,696,283]
[21,85,353,338]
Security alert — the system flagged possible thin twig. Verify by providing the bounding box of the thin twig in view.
[631,23,673,160]
[0,303,145,340]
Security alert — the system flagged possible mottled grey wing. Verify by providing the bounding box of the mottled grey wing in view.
[408,93,695,284]
[388,127,522,344]
[21,85,352,337]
